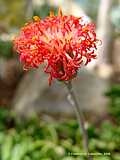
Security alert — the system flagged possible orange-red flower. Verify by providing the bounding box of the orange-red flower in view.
[14,8,99,85]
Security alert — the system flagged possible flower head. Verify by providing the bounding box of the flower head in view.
[14,8,99,85]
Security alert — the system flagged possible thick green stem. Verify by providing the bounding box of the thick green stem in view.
[65,81,92,160]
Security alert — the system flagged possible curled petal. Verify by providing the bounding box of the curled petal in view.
[14,8,100,85]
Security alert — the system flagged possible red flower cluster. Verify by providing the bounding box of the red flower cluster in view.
[14,8,99,85]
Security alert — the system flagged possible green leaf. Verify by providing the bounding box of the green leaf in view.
[1,134,13,160]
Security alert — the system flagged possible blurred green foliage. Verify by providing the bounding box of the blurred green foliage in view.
[33,0,58,19]
[0,40,13,59]
[33,3,50,19]
[0,0,26,30]
[0,90,120,160]
[106,84,120,122]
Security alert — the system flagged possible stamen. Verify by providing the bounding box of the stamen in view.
[33,16,40,22]
[50,10,54,17]
[58,7,62,17]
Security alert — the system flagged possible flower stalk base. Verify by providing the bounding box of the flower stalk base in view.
[65,81,92,160]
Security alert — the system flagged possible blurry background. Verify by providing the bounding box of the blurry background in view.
[0,0,120,160]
